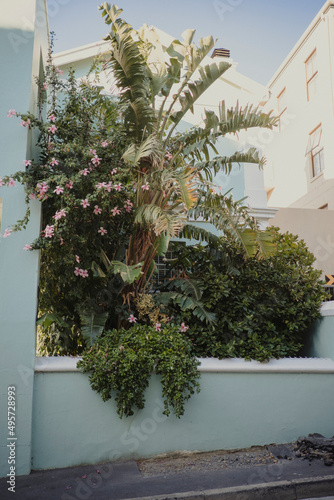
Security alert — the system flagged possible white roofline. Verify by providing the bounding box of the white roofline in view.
[53,39,110,66]
[268,0,334,89]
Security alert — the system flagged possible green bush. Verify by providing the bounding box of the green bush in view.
[77,324,201,418]
[167,229,326,362]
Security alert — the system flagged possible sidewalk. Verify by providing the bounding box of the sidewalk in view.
[1,450,334,500]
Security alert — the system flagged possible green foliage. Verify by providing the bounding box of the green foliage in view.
[165,229,326,362]
[77,324,201,418]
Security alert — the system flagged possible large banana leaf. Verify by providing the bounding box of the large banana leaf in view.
[78,308,109,346]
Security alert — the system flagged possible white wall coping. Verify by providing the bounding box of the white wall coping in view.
[35,356,334,374]
[321,301,334,316]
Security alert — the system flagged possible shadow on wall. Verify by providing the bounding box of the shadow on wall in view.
[270,208,334,279]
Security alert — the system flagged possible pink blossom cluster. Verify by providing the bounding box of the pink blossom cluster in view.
[53,209,66,221]
[20,119,31,128]
[124,199,133,213]
[37,181,49,199]
[43,225,54,238]
[96,181,113,192]
[74,267,89,278]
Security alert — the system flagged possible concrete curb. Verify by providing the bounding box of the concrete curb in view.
[125,475,334,500]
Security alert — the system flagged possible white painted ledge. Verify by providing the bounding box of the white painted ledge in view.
[35,356,334,374]
[321,301,334,316]
[35,356,82,372]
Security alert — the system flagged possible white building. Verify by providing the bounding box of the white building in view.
[263,0,334,210]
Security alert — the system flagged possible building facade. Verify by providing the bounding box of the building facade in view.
[263,0,334,210]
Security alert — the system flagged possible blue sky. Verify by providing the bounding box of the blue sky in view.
[49,0,326,85]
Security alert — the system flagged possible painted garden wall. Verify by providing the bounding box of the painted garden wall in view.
[0,0,48,478]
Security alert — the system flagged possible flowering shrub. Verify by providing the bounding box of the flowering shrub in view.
[3,53,135,353]
[77,324,201,418]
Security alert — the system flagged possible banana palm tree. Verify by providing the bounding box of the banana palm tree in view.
[99,3,278,299]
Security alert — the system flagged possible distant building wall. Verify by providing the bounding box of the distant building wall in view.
[263,1,334,210]
[270,207,334,276]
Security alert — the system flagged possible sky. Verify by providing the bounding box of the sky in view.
[48,0,326,85]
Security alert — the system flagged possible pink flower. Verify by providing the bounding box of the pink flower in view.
[24,244,32,250]
[74,267,88,278]
[37,181,49,194]
[155,323,162,332]
[94,205,102,215]
[114,183,122,192]
[20,119,31,128]
[74,267,81,276]
[66,181,73,189]
[111,206,120,216]
[81,199,90,208]
[141,182,150,191]
[48,125,57,134]
[29,193,36,200]
[105,181,113,192]
[128,314,137,323]
[89,149,96,155]
[80,168,89,176]
[96,182,105,190]
[56,67,64,76]
[44,225,54,238]
[180,322,188,332]
[48,113,57,122]
[7,109,16,118]
[124,199,133,212]
[54,186,64,195]
[43,82,48,90]
[110,168,117,175]
[0,178,4,187]
[91,156,101,166]
[101,141,108,147]
[165,152,173,160]
[53,209,66,220]
[60,237,64,245]
[8,178,16,187]
[82,475,87,479]
[98,227,107,235]
[75,255,80,263]
[3,229,12,238]
[24,160,32,166]
[51,158,59,166]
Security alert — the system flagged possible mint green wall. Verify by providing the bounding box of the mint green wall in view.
[0,0,47,477]
[32,365,334,471]
[302,307,334,360]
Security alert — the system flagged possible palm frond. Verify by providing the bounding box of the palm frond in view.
[196,147,265,181]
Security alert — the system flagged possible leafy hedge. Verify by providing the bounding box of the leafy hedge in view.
[167,228,326,361]
[77,324,200,418]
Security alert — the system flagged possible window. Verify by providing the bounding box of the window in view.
[305,50,318,101]
[306,125,324,177]
[277,88,287,132]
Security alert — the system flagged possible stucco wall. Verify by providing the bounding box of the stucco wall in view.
[31,356,334,472]
[0,0,47,478]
